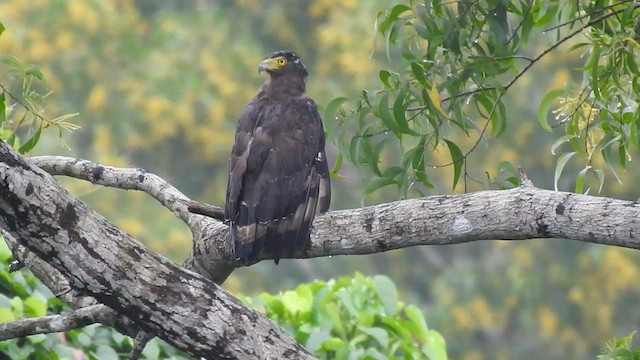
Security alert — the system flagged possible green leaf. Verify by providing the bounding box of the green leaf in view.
[282,286,313,314]
[405,305,429,338]
[364,177,397,197]
[0,92,5,128]
[534,4,558,27]
[594,168,605,194]
[323,302,346,338]
[629,117,640,151]
[553,152,576,191]
[382,166,405,179]
[380,317,411,341]
[392,89,410,132]
[411,62,428,86]
[18,125,42,154]
[0,236,12,262]
[10,296,23,317]
[380,4,412,34]
[373,275,398,316]
[551,135,576,155]
[349,136,363,165]
[330,152,343,177]
[538,89,565,132]
[320,337,346,351]
[93,345,119,360]
[1,55,24,73]
[379,70,392,88]
[378,93,401,137]
[142,338,161,360]
[305,328,332,352]
[618,144,628,169]
[24,65,45,82]
[324,96,349,115]
[27,334,46,344]
[444,140,464,190]
[358,326,389,348]
[0,307,16,322]
[24,296,47,317]
[574,166,590,194]
[423,330,448,360]
[498,160,520,187]
[0,22,5,36]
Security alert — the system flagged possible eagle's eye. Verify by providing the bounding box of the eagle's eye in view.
[277,57,287,66]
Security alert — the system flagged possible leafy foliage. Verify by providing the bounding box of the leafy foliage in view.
[599,331,640,360]
[326,0,640,198]
[0,20,78,153]
[241,272,447,360]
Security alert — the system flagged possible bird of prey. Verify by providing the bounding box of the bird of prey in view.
[224,50,331,265]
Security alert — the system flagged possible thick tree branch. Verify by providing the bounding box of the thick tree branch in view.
[0,304,109,341]
[1,141,313,359]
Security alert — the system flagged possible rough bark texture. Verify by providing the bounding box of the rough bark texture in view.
[0,141,313,359]
[2,139,640,358]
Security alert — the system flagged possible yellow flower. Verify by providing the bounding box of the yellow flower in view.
[86,86,108,112]
[537,307,558,337]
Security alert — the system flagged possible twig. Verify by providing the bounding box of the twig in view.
[518,166,533,188]
[185,200,226,221]
[0,83,51,126]
[129,331,155,360]
[0,304,109,341]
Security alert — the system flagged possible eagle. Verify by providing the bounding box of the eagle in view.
[224,50,331,265]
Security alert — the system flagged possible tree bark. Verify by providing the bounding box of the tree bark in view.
[0,140,313,359]
[2,137,640,358]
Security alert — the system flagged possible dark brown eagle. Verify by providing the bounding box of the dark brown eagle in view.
[224,50,331,265]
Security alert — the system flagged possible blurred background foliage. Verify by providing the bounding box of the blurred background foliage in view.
[0,0,639,359]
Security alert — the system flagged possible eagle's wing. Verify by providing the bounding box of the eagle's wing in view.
[225,96,330,265]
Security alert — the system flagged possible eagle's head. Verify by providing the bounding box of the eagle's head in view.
[257,50,308,78]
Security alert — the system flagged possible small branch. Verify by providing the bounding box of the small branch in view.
[0,304,109,341]
[185,200,225,221]
[129,331,155,360]
[518,166,533,188]
[0,83,51,126]
[29,156,193,223]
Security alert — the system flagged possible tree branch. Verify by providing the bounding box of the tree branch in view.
[29,156,193,223]
[26,152,640,262]
[0,304,110,341]
[1,140,313,359]
[29,155,236,284]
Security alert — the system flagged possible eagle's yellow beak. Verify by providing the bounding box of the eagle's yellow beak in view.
[257,57,281,73]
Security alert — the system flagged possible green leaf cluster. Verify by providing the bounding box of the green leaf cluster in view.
[327,1,640,198]
[0,21,78,154]
[542,1,640,193]
[599,331,640,360]
[0,238,190,360]
[241,272,447,360]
